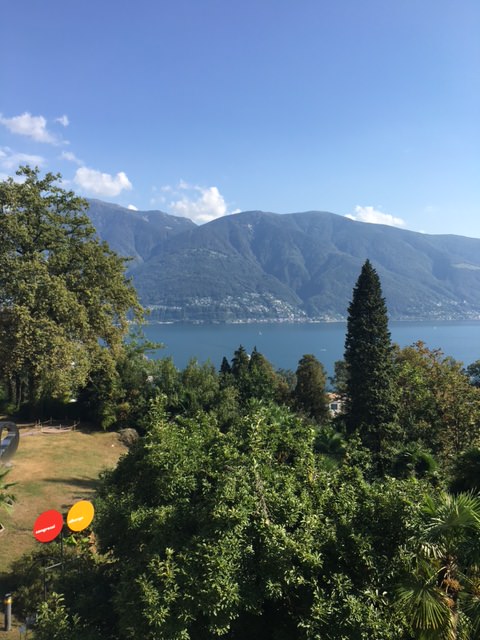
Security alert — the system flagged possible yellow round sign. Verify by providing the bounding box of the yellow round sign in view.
[66,500,94,532]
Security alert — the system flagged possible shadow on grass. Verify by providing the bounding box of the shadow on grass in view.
[43,476,100,505]
[43,476,99,490]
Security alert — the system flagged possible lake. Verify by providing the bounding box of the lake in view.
[140,321,480,375]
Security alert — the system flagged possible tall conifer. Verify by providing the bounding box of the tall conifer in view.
[344,260,397,460]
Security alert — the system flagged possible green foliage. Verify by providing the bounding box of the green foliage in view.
[34,593,84,640]
[231,344,250,378]
[344,260,398,469]
[230,344,251,400]
[465,359,480,387]
[330,359,348,398]
[395,342,480,460]
[11,536,118,639]
[314,425,346,466]
[397,492,480,639]
[390,443,437,480]
[178,358,220,415]
[220,356,232,375]
[450,448,480,494]
[274,367,296,406]
[247,347,279,402]
[0,166,142,415]
[293,354,329,423]
[94,400,424,639]
[225,345,286,406]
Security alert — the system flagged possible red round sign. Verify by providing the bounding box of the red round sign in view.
[33,509,64,543]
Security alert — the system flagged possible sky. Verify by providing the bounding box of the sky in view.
[1,0,479,235]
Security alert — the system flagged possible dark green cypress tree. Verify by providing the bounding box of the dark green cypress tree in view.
[344,260,398,461]
[220,356,232,376]
[230,345,251,400]
[231,345,250,379]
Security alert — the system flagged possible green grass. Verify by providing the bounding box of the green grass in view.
[0,426,127,638]
[0,426,126,577]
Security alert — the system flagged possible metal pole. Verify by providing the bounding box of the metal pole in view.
[60,529,64,574]
[4,592,12,631]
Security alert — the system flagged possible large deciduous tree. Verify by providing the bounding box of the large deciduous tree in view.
[395,342,480,461]
[94,399,423,639]
[0,166,141,411]
[344,260,398,464]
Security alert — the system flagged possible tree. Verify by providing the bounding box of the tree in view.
[95,401,325,639]
[395,342,480,460]
[330,359,349,401]
[178,358,219,415]
[34,593,87,640]
[293,354,329,423]
[449,448,480,494]
[0,166,142,412]
[94,399,422,639]
[397,492,480,639]
[220,356,232,376]
[230,344,251,401]
[344,260,398,464]
[247,347,279,402]
[465,360,480,387]
[77,333,164,430]
[228,346,281,404]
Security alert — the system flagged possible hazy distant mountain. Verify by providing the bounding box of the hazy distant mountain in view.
[86,199,195,265]
[86,200,480,322]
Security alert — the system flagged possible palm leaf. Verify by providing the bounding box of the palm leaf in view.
[397,562,452,637]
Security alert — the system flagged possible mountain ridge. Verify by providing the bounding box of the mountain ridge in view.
[86,199,480,322]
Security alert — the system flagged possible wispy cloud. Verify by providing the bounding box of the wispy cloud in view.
[61,150,83,165]
[346,205,406,228]
[74,166,132,197]
[0,146,45,170]
[55,115,69,127]
[159,181,240,224]
[127,204,138,211]
[0,112,61,144]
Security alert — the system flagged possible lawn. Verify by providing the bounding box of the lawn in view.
[0,424,127,624]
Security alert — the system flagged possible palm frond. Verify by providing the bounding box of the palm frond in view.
[397,573,452,634]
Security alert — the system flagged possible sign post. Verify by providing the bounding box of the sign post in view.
[32,500,95,601]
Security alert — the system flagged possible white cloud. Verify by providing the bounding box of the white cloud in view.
[61,151,83,165]
[0,112,59,144]
[56,115,69,127]
[127,204,138,211]
[0,147,45,170]
[163,181,238,224]
[74,166,132,197]
[346,205,406,228]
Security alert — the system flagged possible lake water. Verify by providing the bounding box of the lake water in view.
[141,321,480,375]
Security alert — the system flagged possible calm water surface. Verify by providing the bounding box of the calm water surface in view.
[141,321,480,375]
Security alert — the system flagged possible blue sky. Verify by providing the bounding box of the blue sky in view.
[1,0,479,235]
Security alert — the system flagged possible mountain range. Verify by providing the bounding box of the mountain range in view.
[86,199,480,322]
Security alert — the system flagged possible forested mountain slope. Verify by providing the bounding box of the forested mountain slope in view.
[87,200,480,321]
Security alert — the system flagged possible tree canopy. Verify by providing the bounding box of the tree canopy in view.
[293,354,329,423]
[0,166,142,411]
[92,399,430,639]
